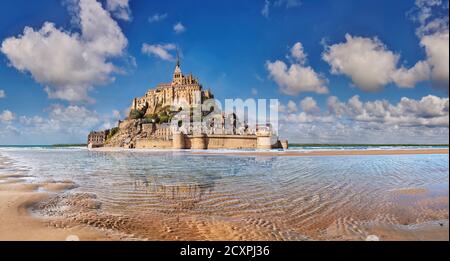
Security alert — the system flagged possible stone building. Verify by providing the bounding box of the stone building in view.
[152,124,172,140]
[140,123,172,140]
[87,130,109,148]
[131,58,214,116]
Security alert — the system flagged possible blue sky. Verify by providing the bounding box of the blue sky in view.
[0,0,448,144]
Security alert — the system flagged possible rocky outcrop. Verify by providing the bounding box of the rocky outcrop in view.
[104,119,144,148]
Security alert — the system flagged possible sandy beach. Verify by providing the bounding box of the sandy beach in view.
[191,148,449,157]
[0,150,448,241]
[0,156,114,241]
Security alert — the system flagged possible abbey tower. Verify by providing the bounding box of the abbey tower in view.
[131,58,214,116]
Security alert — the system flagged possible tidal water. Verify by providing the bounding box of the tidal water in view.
[0,147,448,240]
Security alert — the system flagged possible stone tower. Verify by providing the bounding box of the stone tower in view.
[172,53,183,85]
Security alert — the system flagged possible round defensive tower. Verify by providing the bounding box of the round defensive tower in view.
[172,132,186,149]
[256,133,273,150]
[191,134,207,150]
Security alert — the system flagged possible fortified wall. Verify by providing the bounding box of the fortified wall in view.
[136,132,288,150]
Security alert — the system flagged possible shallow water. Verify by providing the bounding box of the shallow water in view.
[0,147,448,240]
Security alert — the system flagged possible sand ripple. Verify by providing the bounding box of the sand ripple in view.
[1,150,448,240]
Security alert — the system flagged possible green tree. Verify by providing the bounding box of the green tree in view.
[144,113,158,123]
[129,109,144,119]
[107,127,119,140]
[159,114,170,123]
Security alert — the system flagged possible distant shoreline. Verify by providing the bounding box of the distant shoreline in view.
[84,147,450,157]
[0,144,87,148]
[191,148,449,157]
[0,143,448,148]
[52,144,87,147]
[289,144,449,147]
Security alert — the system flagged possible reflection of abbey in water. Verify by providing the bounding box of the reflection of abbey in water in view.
[134,177,215,202]
[88,58,288,150]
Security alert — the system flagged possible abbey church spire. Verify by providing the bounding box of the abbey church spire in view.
[172,50,183,85]
[176,49,181,68]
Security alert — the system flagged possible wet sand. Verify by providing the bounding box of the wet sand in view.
[0,152,448,241]
[0,186,113,241]
[192,148,449,157]
[0,157,115,241]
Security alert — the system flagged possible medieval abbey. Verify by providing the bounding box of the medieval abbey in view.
[130,58,213,117]
[88,58,287,150]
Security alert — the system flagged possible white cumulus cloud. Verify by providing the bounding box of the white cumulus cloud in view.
[148,13,168,23]
[262,0,270,18]
[173,22,186,34]
[278,95,449,143]
[142,43,177,61]
[407,0,449,90]
[275,0,302,8]
[322,33,448,92]
[420,31,449,90]
[300,96,320,113]
[323,1,449,92]
[0,104,122,144]
[267,61,329,96]
[287,100,297,113]
[327,94,449,127]
[290,42,307,64]
[0,0,128,103]
[0,110,14,122]
[0,90,5,98]
[106,0,132,21]
[323,34,405,91]
[267,42,328,96]
[409,0,448,37]
[262,0,301,18]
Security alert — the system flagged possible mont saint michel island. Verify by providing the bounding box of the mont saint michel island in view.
[0,0,448,250]
[88,58,288,150]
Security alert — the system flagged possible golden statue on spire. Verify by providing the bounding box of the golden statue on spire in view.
[176,48,181,68]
